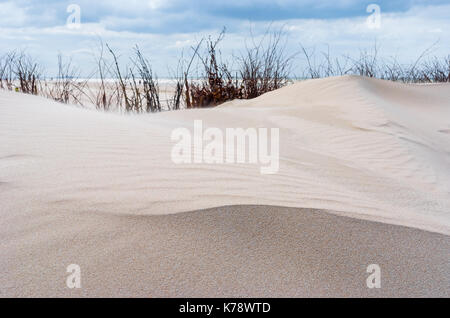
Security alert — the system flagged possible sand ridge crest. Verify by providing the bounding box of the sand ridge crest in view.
[1,76,450,235]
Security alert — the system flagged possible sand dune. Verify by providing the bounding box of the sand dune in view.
[0,75,449,297]
[1,205,448,297]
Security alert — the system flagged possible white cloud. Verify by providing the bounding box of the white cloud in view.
[0,1,28,27]
[0,2,448,77]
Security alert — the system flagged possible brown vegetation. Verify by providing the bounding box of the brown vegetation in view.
[0,30,449,113]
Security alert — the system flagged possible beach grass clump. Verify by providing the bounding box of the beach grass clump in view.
[43,54,88,105]
[300,43,450,83]
[183,28,294,108]
[238,29,294,99]
[419,55,450,83]
[0,51,16,90]
[13,52,41,95]
[184,30,242,108]
[133,46,161,112]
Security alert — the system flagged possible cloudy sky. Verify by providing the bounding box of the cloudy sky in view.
[0,0,449,76]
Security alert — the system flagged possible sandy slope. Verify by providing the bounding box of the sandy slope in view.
[0,75,449,297]
[1,205,448,297]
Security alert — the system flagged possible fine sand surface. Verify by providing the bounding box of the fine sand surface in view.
[1,206,449,297]
[0,75,449,297]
